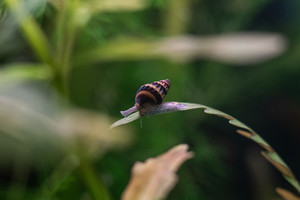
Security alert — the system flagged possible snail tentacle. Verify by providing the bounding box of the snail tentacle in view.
[120,104,138,117]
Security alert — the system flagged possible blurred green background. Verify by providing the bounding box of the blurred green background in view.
[0,0,300,199]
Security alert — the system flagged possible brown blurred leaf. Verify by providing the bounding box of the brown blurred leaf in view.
[122,144,193,200]
[276,188,300,200]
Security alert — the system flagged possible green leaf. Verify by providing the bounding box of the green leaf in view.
[251,135,272,150]
[266,152,288,168]
[88,0,147,14]
[110,112,140,129]
[285,176,300,194]
[110,101,300,194]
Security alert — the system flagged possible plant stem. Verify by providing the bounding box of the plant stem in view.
[163,0,192,35]
[77,152,111,200]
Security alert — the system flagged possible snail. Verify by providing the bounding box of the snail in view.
[121,79,171,117]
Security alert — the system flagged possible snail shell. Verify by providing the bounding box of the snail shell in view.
[121,79,170,117]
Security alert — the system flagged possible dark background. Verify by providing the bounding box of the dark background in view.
[0,0,299,199]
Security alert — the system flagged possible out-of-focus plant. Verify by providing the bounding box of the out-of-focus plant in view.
[0,0,297,199]
[72,33,286,67]
[0,0,150,199]
[0,85,132,200]
[3,0,287,95]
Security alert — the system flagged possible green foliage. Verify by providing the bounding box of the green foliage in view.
[0,0,300,199]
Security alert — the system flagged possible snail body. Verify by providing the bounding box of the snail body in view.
[121,79,170,117]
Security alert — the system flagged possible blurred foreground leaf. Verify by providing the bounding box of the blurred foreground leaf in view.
[0,63,50,86]
[74,33,286,66]
[0,87,132,160]
[122,144,193,200]
[0,85,133,199]
[61,109,133,157]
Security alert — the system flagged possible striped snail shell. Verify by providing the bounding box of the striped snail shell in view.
[121,79,171,117]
